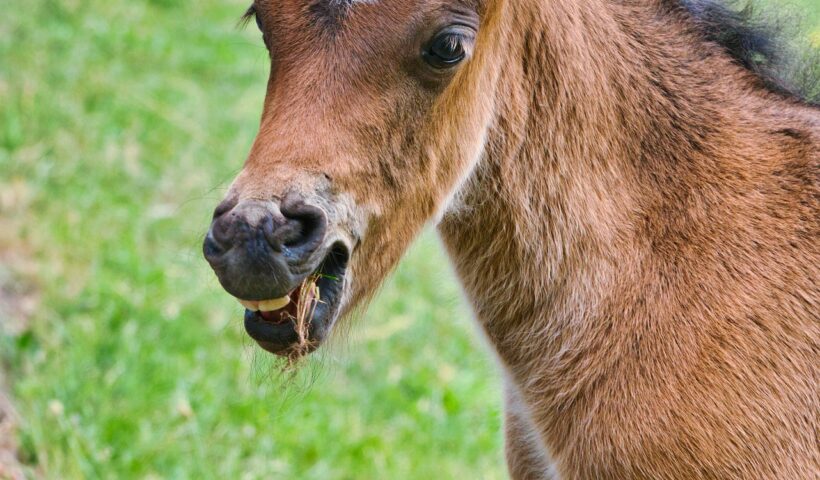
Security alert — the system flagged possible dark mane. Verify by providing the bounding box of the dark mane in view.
[675,0,820,105]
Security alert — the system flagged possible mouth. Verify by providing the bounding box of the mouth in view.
[240,243,349,357]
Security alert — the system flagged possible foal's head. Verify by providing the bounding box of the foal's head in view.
[204,0,503,356]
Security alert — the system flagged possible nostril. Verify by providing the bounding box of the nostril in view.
[213,197,238,219]
[284,213,323,249]
[278,203,327,252]
[203,231,225,259]
[210,215,236,248]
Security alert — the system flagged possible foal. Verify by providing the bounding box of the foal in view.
[204,0,819,477]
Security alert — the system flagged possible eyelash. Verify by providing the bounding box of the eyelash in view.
[241,5,270,49]
[240,5,256,28]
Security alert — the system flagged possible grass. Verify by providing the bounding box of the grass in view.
[0,0,817,479]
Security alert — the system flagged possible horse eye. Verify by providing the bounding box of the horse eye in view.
[255,14,263,32]
[422,30,467,69]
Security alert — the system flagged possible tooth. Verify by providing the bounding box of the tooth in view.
[239,299,259,311]
[259,296,291,312]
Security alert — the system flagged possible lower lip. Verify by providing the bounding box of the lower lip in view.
[244,309,300,346]
[245,309,296,328]
[257,307,295,324]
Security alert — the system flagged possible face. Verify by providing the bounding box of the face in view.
[204,0,502,357]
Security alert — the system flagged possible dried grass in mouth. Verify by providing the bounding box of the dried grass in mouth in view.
[284,274,322,365]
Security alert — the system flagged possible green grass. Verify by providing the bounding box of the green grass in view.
[0,1,504,478]
[1,0,818,479]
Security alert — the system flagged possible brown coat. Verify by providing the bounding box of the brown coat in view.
[217,0,819,477]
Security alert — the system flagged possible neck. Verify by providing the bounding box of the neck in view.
[437,0,764,449]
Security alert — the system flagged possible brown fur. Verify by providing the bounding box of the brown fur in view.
[219,0,819,477]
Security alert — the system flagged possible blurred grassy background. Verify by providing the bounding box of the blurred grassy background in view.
[0,0,817,478]
[0,1,503,478]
